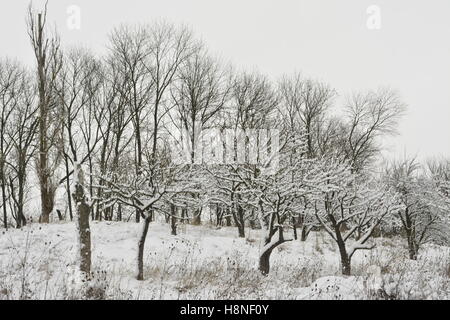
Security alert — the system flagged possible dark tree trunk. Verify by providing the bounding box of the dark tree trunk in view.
[117,204,122,221]
[134,118,142,223]
[170,204,177,236]
[15,169,27,228]
[104,205,112,221]
[225,215,231,226]
[137,213,151,281]
[215,204,223,226]
[336,239,351,276]
[1,176,7,229]
[406,232,418,260]
[404,213,418,260]
[300,226,310,241]
[259,250,272,276]
[258,226,291,275]
[33,12,58,225]
[88,156,94,220]
[292,217,298,240]
[65,154,73,221]
[408,244,418,260]
[95,182,102,221]
[56,209,63,221]
[340,252,351,276]
[231,204,245,237]
[149,209,154,222]
[192,208,201,225]
[39,189,55,223]
[16,182,27,228]
[235,205,245,238]
[135,208,141,223]
[225,207,232,226]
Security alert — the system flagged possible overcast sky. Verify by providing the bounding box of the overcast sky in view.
[1,0,449,161]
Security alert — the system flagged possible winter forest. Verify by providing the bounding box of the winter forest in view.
[1,3,450,300]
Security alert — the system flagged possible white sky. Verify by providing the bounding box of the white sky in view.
[1,0,449,160]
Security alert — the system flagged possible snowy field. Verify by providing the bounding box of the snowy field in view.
[1,221,449,300]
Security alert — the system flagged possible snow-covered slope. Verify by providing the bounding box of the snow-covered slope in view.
[1,221,449,299]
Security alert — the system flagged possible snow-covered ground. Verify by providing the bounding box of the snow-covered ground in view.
[1,221,450,300]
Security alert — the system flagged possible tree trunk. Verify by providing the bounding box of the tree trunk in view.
[117,204,122,221]
[235,205,245,238]
[337,240,351,276]
[95,181,102,221]
[1,175,7,229]
[17,171,27,227]
[225,207,232,226]
[72,164,92,276]
[39,189,54,223]
[300,226,310,241]
[170,204,177,236]
[258,226,291,275]
[88,156,94,220]
[405,215,418,260]
[65,154,73,221]
[34,12,58,225]
[137,213,151,281]
[259,249,272,276]
[406,234,418,260]
[134,117,142,224]
[192,208,201,225]
[56,209,63,221]
[292,217,298,240]
[76,201,91,275]
[135,208,141,223]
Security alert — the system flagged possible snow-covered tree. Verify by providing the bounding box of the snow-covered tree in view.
[428,158,450,208]
[386,158,446,259]
[95,154,201,280]
[311,159,401,275]
[214,131,316,275]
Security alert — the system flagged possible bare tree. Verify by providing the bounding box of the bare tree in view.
[343,88,406,172]
[1,61,38,228]
[278,73,336,239]
[146,21,195,163]
[55,48,102,221]
[124,21,197,227]
[94,56,134,221]
[278,73,335,157]
[0,59,21,228]
[109,25,154,222]
[27,3,63,223]
[169,45,230,225]
[208,71,279,236]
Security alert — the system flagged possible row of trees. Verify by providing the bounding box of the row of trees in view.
[0,4,449,279]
